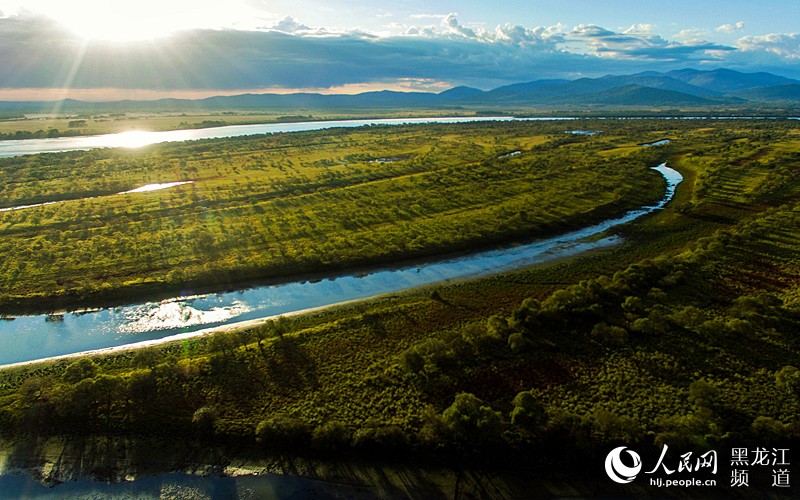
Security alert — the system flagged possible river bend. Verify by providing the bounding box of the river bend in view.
[0,164,681,366]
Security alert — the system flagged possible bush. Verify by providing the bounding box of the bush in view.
[62,358,99,383]
[192,406,217,437]
[751,416,787,444]
[312,421,351,452]
[510,391,547,429]
[441,393,503,445]
[507,332,533,352]
[352,425,408,452]
[591,322,628,346]
[255,415,311,449]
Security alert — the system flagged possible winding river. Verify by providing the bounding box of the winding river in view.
[0,166,681,366]
[0,119,681,366]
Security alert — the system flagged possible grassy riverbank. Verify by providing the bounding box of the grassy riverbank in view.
[1,119,799,490]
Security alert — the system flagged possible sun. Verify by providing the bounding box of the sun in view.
[53,2,180,42]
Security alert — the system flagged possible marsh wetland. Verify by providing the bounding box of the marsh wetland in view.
[0,117,798,496]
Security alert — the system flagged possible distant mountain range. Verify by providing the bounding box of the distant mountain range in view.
[2,68,800,113]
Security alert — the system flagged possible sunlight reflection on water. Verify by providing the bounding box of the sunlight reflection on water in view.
[119,181,193,193]
[118,299,253,334]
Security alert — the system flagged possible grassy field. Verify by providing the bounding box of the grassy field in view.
[1,118,799,481]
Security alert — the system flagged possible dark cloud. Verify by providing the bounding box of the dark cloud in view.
[595,42,736,61]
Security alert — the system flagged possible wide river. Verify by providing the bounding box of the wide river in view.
[0,116,574,159]
[0,118,681,366]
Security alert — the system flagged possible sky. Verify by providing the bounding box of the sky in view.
[0,0,799,101]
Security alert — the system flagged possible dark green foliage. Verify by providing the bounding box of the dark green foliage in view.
[776,366,800,399]
[192,406,217,437]
[352,425,408,452]
[311,421,352,452]
[439,393,503,445]
[256,416,312,449]
[62,359,99,383]
[510,391,547,429]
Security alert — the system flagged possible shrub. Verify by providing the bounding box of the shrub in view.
[62,358,99,383]
[255,415,311,449]
[352,425,408,452]
[192,406,217,437]
[311,421,351,452]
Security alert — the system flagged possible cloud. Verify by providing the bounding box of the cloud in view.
[737,32,800,59]
[623,24,656,36]
[442,13,477,38]
[716,21,745,33]
[402,13,563,48]
[567,24,733,62]
[571,24,617,38]
[673,28,709,42]
[492,23,565,46]
[595,42,735,62]
[268,16,311,34]
[409,14,449,20]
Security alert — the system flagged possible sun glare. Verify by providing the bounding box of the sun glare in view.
[12,0,275,42]
[54,2,180,42]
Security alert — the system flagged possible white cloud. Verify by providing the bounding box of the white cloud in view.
[624,24,656,35]
[442,13,477,38]
[492,23,564,46]
[571,24,616,38]
[673,28,708,42]
[402,14,563,48]
[269,16,312,34]
[409,13,449,20]
[737,32,800,59]
[566,24,735,62]
[716,21,745,33]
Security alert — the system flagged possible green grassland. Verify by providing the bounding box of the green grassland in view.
[1,119,799,475]
[0,121,665,311]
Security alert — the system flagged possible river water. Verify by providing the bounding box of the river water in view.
[0,162,681,366]
[0,116,573,159]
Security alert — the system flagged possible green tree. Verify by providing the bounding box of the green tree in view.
[441,393,503,445]
[510,391,547,429]
[776,366,800,397]
[62,358,99,383]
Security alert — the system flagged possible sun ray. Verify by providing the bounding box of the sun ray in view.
[50,38,89,115]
